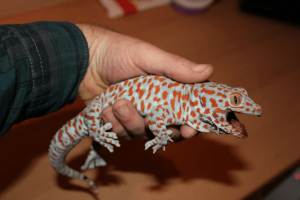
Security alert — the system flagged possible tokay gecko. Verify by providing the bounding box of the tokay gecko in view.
[49,75,262,193]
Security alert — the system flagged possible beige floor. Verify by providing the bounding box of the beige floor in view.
[0,0,300,200]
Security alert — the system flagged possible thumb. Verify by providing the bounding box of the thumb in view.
[135,43,213,83]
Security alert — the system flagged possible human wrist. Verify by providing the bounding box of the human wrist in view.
[76,24,110,105]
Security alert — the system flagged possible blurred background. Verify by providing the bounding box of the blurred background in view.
[0,0,299,200]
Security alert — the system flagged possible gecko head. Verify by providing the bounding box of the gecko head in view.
[198,82,262,138]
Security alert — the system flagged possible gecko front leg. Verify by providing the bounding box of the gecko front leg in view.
[83,101,121,153]
[145,107,174,154]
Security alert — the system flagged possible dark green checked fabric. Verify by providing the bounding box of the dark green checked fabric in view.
[0,22,89,137]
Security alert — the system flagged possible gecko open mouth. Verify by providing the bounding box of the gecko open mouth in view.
[225,109,248,137]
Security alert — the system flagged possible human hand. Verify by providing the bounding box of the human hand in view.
[76,24,213,142]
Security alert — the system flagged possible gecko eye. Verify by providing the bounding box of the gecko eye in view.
[234,96,237,104]
[229,93,243,106]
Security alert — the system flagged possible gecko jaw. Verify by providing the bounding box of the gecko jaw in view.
[225,109,248,138]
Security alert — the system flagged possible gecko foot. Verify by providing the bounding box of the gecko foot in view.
[90,122,121,152]
[145,131,173,154]
[81,150,107,171]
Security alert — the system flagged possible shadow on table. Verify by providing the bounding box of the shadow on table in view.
[57,128,249,193]
[0,103,84,195]
[0,102,249,196]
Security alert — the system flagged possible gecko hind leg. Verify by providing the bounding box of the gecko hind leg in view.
[145,130,173,154]
[145,107,174,154]
[81,141,107,171]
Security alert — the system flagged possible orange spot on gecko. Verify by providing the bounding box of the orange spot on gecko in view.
[146,83,154,100]
[194,88,199,98]
[190,100,198,106]
[135,82,142,92]
[72,119,80,136]
[168,82,180,88]
[210,98,218,107]
[148,121,155,125]
[58,130,66,147]
[155,85,160,95]
[118,90,127,98]
[131,97,135,103]
[139,89,145,99]
[225,101,230,107]
[201,88,215,95]
[212,112,219,118]
[133,77,139,84]
[141,100,145,113]
[202,97,207,106]
[118,86,123,92]
[109,86,114,92]
[190,111,196,118]
[177,107,182,119]
[246,102,253,107]
[147,103,152,110]
[65,126,74,142]
[171,98,175,111]
[217,92,227,98]
[153,97,161,102]
[182,102,186,111]
[162,91,168,100]
[86,115,95,121]
[182,94,189,101]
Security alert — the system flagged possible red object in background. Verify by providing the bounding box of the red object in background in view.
[295,173,300,180]
[115,0,137,14]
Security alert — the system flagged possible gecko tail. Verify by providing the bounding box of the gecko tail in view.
[83,175,99,194]
[49,146,98,194]
[50,160,99,194]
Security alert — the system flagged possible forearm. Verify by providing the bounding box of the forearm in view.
[0,21,89,137]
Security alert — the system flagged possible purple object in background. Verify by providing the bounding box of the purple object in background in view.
[172,0,214,15]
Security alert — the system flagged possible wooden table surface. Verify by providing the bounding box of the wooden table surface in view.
[1,0,300,199]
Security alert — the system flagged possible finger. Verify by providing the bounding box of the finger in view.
[180,125,198,139]
[167,125,184,142]
[102,106,133,140]
[133,42,214,83]
[112,99,149,140]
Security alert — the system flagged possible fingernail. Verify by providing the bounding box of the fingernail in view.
[192,64,212,73]
[115,104,130,119]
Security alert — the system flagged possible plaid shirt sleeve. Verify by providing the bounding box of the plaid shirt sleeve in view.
[0,22,89,137]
